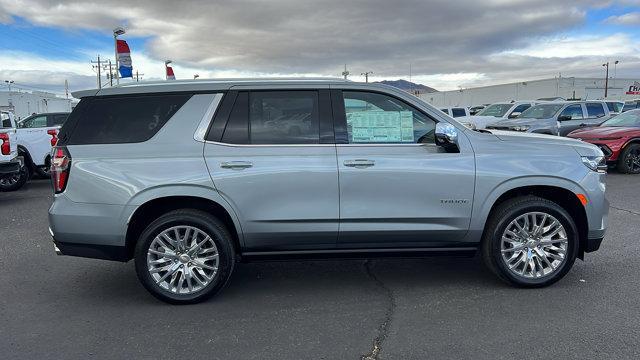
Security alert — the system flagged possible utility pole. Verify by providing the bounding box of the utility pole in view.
[409,63,412,83]
[361,71,373,83]
[341,64,349,80]
[602,62,609,98]
[135,70,144,82]
[90,55,103,88]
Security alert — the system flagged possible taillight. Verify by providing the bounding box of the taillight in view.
[51,146,71,193]
[0,133,9,155]
[47,129,58,146]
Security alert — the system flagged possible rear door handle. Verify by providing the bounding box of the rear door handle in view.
[220,161,253,169]
[343,159,375,168]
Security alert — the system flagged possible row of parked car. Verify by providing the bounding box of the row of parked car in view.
[439,99,640,174]
[0,111,69,191]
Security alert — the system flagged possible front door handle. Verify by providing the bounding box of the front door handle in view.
[343,159,375,168]
[220,161,253,169]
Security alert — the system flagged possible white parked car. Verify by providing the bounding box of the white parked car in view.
[0,112,27,191]
[439,107,470,118]
[457,101,537,129]
[15,112,69,177]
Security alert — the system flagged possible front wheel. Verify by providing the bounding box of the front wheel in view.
[482,196,578,287]
[134,209,236,304]
[617,143,640,174]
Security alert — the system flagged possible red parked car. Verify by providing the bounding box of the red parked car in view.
[568,109,640,174]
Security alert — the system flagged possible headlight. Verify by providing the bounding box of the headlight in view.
[581,155,607,173]
[513,125,530,131]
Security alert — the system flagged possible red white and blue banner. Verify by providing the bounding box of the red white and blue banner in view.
[166,65,176,80]
[117,40,133,78]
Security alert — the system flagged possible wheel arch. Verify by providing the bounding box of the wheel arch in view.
[124,191,244,261]
[478,180,589,259]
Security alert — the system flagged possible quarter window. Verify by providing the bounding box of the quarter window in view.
[559,104,583,120]
[342,91,436,144]
[451,108,466,117]
[586,103,606,118]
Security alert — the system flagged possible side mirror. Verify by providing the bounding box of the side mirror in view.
[508,112,521,119]
[558,115,572,121]
[435,122,459,152]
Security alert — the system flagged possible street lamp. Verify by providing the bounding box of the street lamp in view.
[4,80,14,108]
[360,71,373,83]
[613,60,620,88]
[113,27,126,85]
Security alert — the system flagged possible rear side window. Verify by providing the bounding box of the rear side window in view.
[511,104,531,115]
[49,114,69,127]
[440,108,450,115]
[586,103,606,118]
[606,102,623,113]
[66,94,191,144]
[451,108,466,117]
[20,115,47,128]
[249,91,320,144]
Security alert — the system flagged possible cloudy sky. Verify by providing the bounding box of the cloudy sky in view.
[0,0,639,95]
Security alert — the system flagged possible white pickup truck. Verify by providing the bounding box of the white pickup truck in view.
[0,112,27,191]
[15,112,69,177]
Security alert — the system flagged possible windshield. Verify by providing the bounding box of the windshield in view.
[519,104,564,119]
[601,110,640,127]
[477,103,512,117]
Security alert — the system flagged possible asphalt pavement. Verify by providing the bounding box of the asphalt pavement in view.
[1,175,639,359]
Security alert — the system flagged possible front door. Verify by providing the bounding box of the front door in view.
[334,90,475,248]
[204,90,339,251]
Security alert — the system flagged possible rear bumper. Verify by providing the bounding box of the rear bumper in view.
[52,238,129,261]
[0,158,22,174]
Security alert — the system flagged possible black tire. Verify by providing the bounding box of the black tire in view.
[481,196,578,288]
[617,143,640,174]
[134,209,236,304]
[34,159,51,178]
[0,166,28,192]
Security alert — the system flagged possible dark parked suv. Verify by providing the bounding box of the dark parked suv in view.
[49,79,608,303]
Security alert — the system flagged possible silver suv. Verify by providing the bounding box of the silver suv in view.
[49,79,609,304]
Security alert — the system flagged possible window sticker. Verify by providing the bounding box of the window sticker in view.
[347,111,414,143]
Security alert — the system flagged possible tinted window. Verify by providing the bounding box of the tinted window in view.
[440,108,449,115]
[249,91,319,144]
[477,103,512,117]
[49,114,69,126]
[451,108,466,117]
[559,104,584,120]
[606,102,623,113]
[20,115,47,128]
[221,92,249,144]
[510,104,531,115]
[586,103,606,118]
[520,104,564,119]
[342,91,436,144]
[67,94,191,144]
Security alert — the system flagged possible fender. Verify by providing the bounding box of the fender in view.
[468,175,587,236]
[124,183,246,247]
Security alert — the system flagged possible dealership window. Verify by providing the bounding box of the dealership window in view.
[586,103,606,118]
[342,91,436,144]
[559,104,583,120]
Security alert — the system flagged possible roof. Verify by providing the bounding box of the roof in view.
[72,77,355,98]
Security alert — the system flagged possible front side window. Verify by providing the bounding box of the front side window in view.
[520,104,564,119]
[342,91,436,144]
[20,115,47,128]
[451,108,466,117]
[586,103,606,118]
[249,91,320,144]
[606,102,624,113]
[510,104,532,116]
[559,104,584,120]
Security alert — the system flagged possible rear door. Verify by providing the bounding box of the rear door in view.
[334,89,475,248]
[204,89,339,252]
[584,102,609,125]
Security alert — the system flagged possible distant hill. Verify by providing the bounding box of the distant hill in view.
[375,79,437,93]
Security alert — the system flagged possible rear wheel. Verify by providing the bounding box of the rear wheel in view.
[482,196,578,287]
[0,166,28,192]
[134,209,236,304]
[617,143,640,174]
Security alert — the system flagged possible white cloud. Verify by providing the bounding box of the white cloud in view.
[501,33,638,58]
[604,12,640,26]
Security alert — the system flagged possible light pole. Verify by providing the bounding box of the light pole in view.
[361,71,373,83]
[113,27,126,85]
[613,60,620,89]
[602,62,609,98]
[4,80,14,108]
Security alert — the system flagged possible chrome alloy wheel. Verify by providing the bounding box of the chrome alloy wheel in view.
[500,212,568,279]
[147,225,219,294]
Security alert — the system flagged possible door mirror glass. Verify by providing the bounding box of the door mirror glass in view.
[508,112,521,119]
[558,114,572,121]
[435,122,458,152]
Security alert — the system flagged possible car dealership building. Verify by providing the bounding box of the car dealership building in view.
[420,77,640,107]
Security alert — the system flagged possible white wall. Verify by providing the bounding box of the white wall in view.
[0,91,75,120]
[420,77,640,107]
